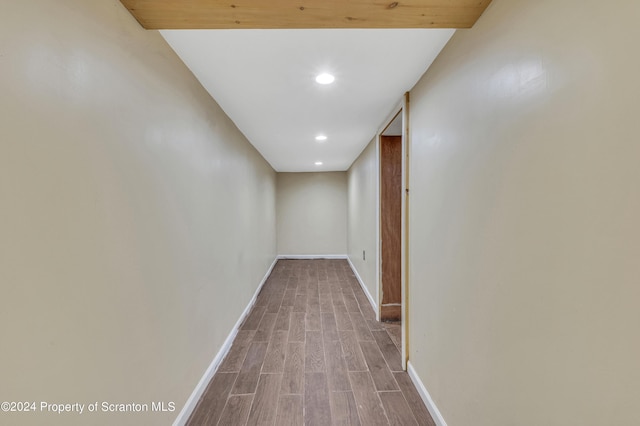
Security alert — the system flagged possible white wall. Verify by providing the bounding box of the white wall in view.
[347,138,379,308]
[276,172,347,256]
[0,1,276,425]
[408,0,640,425]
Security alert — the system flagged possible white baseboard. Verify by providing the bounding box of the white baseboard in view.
[173,256,278,426]
[277,254,348,260]
[346,257,378,318]
[407,361,448,426]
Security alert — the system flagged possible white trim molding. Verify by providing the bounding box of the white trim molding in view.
[173,257,278,426]
[346,257,378,317]
[277,254,348,260]
[407,361,448,426]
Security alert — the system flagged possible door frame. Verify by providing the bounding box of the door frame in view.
[377,92,410,370]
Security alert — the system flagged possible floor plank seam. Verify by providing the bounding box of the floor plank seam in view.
[186,259,433,426]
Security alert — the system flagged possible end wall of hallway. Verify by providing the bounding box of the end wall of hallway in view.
[277,172,348,257]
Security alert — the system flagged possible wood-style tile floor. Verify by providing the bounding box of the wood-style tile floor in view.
[187,259,435,426]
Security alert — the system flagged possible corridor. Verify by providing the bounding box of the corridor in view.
[187,259,434,425]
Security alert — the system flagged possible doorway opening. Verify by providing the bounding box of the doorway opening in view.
[378,93,409,369]
[380,128,402,321]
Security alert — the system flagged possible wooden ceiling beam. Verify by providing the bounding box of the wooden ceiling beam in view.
[120,0,492,30]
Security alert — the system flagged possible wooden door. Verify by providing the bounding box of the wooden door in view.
[380,135,402,321]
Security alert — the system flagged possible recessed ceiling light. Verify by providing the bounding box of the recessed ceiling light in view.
[315,135,327,141]
[315,73,335,85]
[315,161,323,166]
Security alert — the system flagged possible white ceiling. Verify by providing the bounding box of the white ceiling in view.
[382,111,403,136]
[160,29,454,172]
